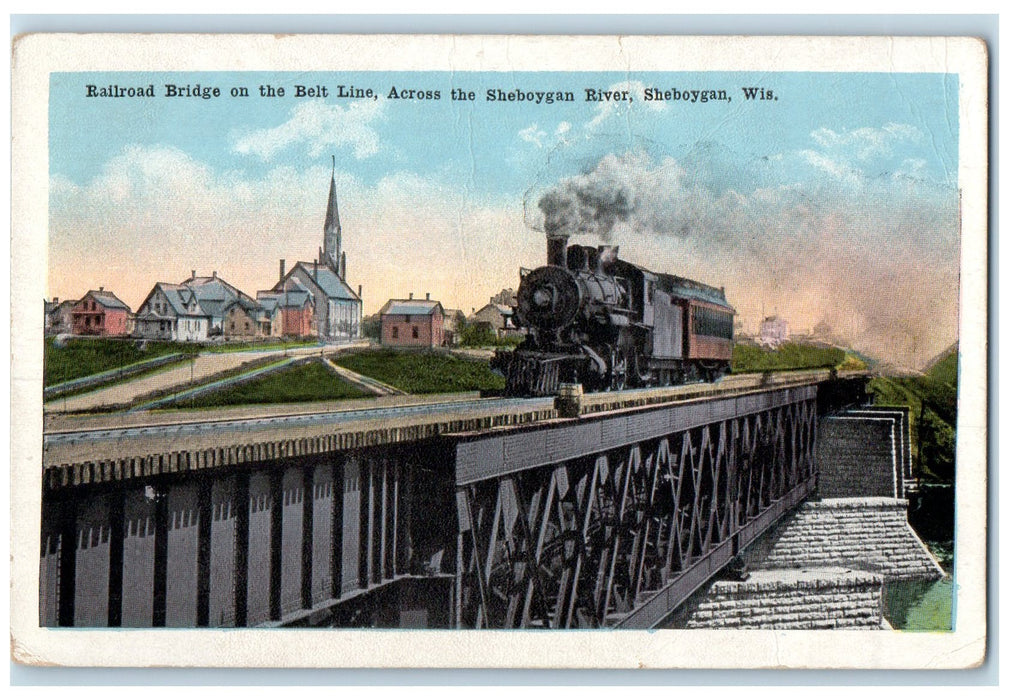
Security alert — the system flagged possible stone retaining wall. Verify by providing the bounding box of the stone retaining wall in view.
[680,569,884,630]
[755,498,945,581]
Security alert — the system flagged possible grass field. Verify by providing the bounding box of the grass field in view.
[44,337,198,386]
[333,348,506,394]
[180,360,370,408]
[731,342,847,373]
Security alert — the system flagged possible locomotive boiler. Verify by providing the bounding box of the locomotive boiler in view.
[493,233,735,396]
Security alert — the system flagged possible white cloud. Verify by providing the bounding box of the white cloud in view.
[231,99,386,161]
[518,123,548,148]
[810,122,923,161]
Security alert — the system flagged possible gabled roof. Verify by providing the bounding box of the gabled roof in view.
[381,299,443,316]
[256,295,280,313]
[181,274,257,317]
[80,289,131,311]
[222,296,262,315]
[472,303,514,318]
[260,283,313,309]
[281,262,360,302]
[137,282,209,319]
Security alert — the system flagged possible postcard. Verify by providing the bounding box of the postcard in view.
[11,33,987,669]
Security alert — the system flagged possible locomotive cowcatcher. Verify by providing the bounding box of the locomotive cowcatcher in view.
[492,233,735,396]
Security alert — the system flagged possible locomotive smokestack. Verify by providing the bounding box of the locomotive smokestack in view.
[546,233,569,268]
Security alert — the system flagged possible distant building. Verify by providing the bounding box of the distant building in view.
[133,283,211,342]
[46,298,75,336]
[489,288,517,306]
[273,260,359,341]
[71,288,131,336]
[256,287,315,338]
[470,303,523,339]
[759,315,789,346]
[268,163,362,341]
[181,271,258,337]
[441,308,466,346]
[222,297,266,339]
[379,294,444,348]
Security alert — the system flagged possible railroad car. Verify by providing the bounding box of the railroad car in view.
[492,235,735,396]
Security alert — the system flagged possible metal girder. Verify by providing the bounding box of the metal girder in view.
[454,397,817,629]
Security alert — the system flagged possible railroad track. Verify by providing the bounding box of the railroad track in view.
[44,368,868,449]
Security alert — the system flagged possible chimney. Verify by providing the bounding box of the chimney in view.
[313,260,318,279]
[191,269,196,279]
[279,259,286,282]
[99,286,104,292]
[426,292,430,300]
[409,292,414,300]
[53,297,59,304]
[212,271,217,279]
[357,284,362,298]
[546,233,569,268]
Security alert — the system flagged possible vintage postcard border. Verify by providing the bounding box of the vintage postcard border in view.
[11,33,988,669]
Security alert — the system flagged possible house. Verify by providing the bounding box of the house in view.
[221,297,266,339]
[379,294,444,348]
[256,287,315,337]
[133,283,211,342]
[46,298,75,336]
[181,270,258,337]
[71,288,131,336]
[470,303,524,339]
[759,315,789,347]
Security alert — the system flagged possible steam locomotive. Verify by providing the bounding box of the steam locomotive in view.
[492,234,735,396]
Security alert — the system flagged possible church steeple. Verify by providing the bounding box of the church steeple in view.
[323,155,342,276]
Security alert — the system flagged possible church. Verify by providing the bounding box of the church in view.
[270,162,363,341]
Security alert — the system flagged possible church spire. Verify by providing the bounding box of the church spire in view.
[323,155,342,275]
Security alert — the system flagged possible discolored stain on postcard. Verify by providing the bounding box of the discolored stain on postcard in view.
[11,33,988,669]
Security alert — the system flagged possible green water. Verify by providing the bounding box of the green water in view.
[883,578,954,631]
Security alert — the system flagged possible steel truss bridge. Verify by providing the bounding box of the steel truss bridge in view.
[40,371,865,629]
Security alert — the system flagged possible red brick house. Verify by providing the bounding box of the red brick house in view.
[379,295,444,348]
[71,288,131,336]
[256,288,315,338]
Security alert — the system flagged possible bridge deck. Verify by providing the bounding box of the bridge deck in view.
[43,369,864,489]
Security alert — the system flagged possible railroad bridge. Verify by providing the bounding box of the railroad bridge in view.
[40,371,868,629]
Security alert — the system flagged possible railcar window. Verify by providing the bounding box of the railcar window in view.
[691,307,734,339]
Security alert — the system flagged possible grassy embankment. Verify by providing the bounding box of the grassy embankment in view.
[867,347,957,483]
[44,337,199,387]
[731,342,865,373]
[178,359,370,409]
[333,348,506,394]
[201,339,321,354]
[44,337,320,397]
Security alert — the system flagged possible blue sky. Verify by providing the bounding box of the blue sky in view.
[49,70,960,366]
[51,71,958,191]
